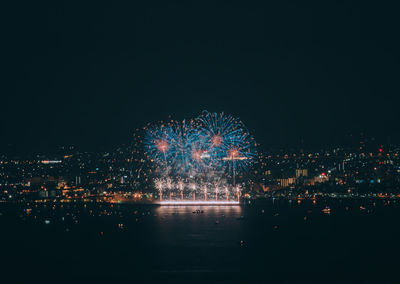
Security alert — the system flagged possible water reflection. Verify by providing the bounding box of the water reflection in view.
[152,205,245,272]
[155,205,243,217]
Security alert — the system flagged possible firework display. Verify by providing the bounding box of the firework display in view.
[143,111,257,203]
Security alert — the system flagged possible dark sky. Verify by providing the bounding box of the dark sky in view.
[2,1,400,153]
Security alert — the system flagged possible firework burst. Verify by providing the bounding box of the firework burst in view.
[142,111,257,201]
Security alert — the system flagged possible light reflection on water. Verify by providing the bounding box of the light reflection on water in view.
[153,205,244,245]
[155,205,243,216]
[152,205,245,273]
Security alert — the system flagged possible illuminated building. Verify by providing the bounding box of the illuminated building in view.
[277,178,296,188]
[295,169,308,178]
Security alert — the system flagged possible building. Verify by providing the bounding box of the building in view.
[296,169,308,178]
[277,178,296,188]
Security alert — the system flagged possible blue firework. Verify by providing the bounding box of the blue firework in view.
[143,111,257,180]
[144,123,175,166]
[197,111,255,172]
[169,119,200,172]
[221,129,257,174]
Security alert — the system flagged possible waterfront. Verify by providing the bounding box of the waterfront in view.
[1,198,399,283]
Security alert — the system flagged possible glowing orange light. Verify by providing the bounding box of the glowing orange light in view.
[156,140,168,153]
[229,149,239,158]
[212,135,222,147]
[192,149,202,161]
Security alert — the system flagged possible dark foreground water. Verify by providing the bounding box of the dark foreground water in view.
[0,198,399,284]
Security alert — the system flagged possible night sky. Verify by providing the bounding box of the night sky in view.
[3,1,399,153]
